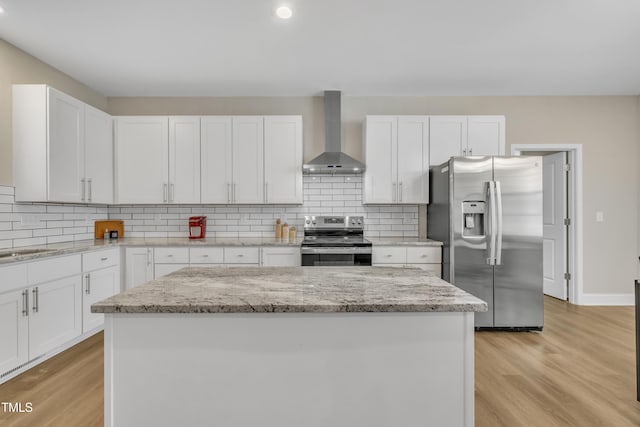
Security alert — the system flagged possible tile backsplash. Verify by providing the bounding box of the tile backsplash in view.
[0,186,109,250]
[0,176,418,248]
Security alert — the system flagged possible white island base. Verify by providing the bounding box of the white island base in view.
[104,311,475,427]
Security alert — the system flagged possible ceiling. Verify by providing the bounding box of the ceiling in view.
[1,0,639,97]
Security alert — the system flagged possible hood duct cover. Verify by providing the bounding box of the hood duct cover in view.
[302,91,365,174]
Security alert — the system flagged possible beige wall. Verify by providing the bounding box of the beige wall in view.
[0,38,107,185]
[110,95,640,296]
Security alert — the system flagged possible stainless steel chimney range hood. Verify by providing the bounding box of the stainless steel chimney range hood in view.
[302,91,365,174]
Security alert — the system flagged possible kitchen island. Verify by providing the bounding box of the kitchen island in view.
[93,267,487,427]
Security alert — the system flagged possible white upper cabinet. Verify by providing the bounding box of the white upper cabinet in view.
[264,116,303,204]
[364,116,429,204]
[429,116,467,167]
[169,117,201,204]
[233,117,264,204]
[13,85,113,203]
[467,116,505,157]
[115,117,169,204]
[201,115,303,205]
[429,115,505,166]
[84,105,114,204]
[201,117,233,203]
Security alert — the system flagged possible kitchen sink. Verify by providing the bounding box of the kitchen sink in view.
[0,248,56,259]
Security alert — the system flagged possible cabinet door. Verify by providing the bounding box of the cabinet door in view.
[29,276,82,358]
[261,247,300,266]
[83,266,119,333]
[115,117,169,203]
[264,116,303,204]
[48,87,85,202]
[84,104,113,204]
[0,289,29,374]
[397,116,429,204]
[429,116,467,166]
[364,116,397,204]
[169,117,201,203]
[125,248,154,290]
[467,116,505,156]
[201,117,233,203]
[232,117,264,204]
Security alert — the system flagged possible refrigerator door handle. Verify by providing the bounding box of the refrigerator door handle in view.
[487,181,497,265]
[495,180,503,265]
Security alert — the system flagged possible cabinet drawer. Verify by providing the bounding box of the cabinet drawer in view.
[28,254,81,285]
[406,247,441,264]
[372,247,406,264]
[83,248,119,272]
[190,248,224,264]
[224,247,260,264]
[0,264,28,293]
[154,247,189,264]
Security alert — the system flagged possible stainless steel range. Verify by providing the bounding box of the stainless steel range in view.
[301,215,372,266]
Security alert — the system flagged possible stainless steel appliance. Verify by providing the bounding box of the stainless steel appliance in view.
[301,216,372,266]
[428,156,543,330]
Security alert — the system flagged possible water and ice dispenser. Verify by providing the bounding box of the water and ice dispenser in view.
[462,201,485,237]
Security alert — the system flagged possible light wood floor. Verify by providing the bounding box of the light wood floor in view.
[1,297,638,426]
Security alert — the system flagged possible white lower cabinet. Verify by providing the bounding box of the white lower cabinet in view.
[125,248,154,290]
[372,246,442,277]
[28,275,83,358]
[0,288,29,374]
[261,247,301,266]
[82,265,119,333]
[224,247,260,265]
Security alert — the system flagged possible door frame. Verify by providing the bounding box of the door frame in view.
[510,144,583,305]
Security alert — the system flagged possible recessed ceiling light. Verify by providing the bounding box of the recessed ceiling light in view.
[276,6,292,19]
[0,5,5,14]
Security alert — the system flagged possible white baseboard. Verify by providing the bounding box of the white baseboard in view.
[578,293,635,306]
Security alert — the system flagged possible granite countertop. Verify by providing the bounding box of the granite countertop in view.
[92,266,487,314]
[0,237,303,265]
[367,237,443,246]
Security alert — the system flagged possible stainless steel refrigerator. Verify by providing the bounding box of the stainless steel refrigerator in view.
[428,156,543,330]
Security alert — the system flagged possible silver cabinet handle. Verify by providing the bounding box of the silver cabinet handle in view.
[233,183,237,203]
[237,254,244,257]
[32,287,39,313]
[469,148,473,155]
[81,179,86,202]
[495,180,503,266]
[101,257,108,261]
[170,183,175,203]
[86,274,91,295]
[202,254,209,257]
[163,183,168,203]
[227,183,231,203]
[399,182,403,202]
[167,254,174,257]
[147,248,152,266]
[463,148,467,156]
[22,290,29,317]
[264,182,268,203]
[88,179,93,202]
[392,182,397,202]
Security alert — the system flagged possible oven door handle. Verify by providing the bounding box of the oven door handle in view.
[301,247,372,255]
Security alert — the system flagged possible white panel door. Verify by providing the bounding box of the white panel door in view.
[542,152,568,300]
[169,117,201,203]
[233,117,264,204]
[0,289,29,374]
[397,116,429,204]
[428,116,466,166]
[364,116,397,204]
[125,248,154,290]
[84,104,113,204]
[47,87,84,202]
[29,276,82,358]
[264,116,303,204]
[201,117,233,203]
[115,117,169,203]
[467,116,505,157]
[83,266,119,333]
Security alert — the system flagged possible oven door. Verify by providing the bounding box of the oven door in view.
[300,247,372,266]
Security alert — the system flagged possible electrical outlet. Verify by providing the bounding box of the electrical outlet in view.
[595,211,604,222]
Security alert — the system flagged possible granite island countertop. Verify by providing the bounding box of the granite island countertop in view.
[92,266,487,314]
